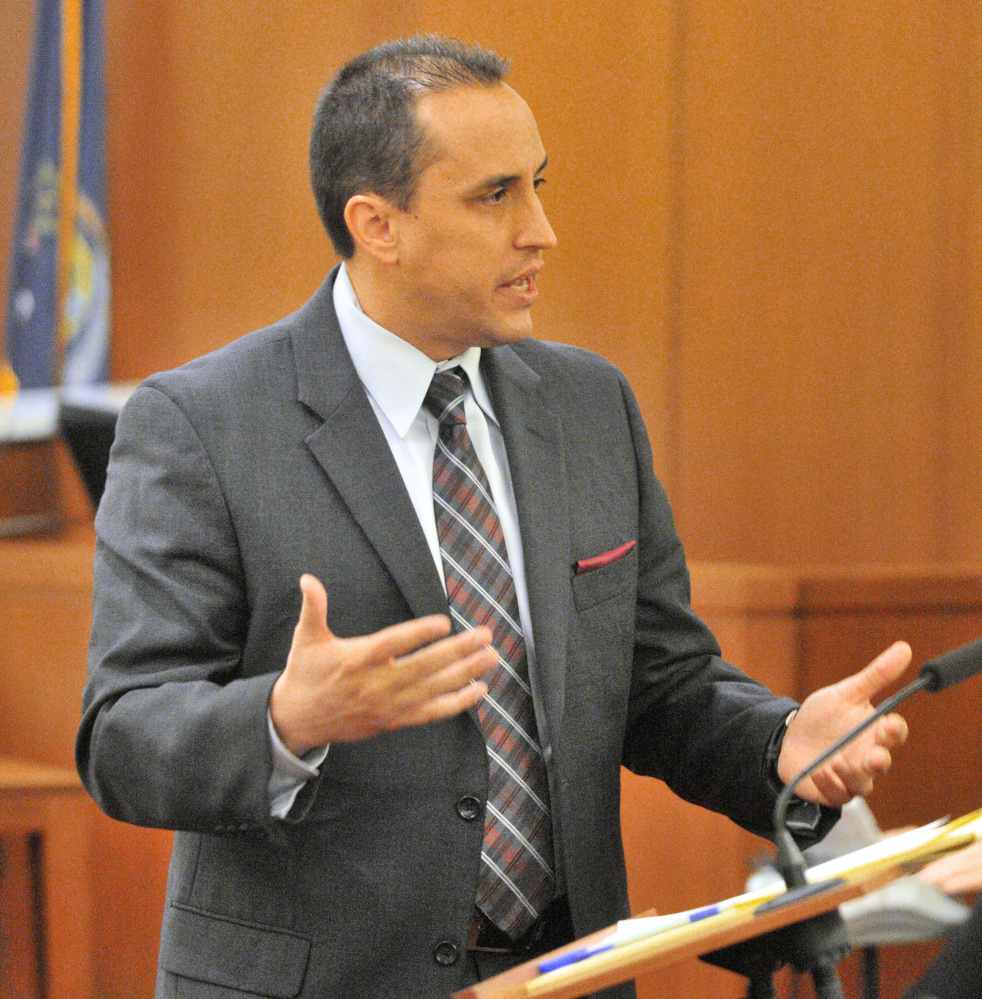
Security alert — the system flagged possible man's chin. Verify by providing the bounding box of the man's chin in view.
[481,314,535,348]
[442,312,534,354]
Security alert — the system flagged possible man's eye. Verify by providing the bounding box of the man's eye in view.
[486,188,507,204]
[534,177,547,190]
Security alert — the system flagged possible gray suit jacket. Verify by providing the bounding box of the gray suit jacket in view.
[77,269,799,999]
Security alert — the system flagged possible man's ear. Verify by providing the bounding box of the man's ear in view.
[344,194,401,265]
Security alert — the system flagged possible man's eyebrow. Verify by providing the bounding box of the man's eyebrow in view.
[473,156,550,195]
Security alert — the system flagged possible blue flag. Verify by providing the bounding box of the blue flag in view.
[3,0,110,390]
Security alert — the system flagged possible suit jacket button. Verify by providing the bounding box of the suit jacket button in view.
[434,940,459,966]
[456,795,482,821]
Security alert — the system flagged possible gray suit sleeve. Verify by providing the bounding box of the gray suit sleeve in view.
[76,383,280,834]
[616,373,817,840]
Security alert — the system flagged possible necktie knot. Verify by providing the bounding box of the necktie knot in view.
[424,368,467,427]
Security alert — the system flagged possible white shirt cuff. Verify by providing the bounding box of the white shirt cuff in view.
[267,713,329,818]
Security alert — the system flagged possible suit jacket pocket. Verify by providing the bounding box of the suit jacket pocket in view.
[160,903,310,999]
[571,544,638,612]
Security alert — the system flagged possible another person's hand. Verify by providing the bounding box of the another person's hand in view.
[777,641,911,806]
[269,574,494,755]
[918,841,982,895]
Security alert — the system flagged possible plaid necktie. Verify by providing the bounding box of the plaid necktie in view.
[424,368,555,939]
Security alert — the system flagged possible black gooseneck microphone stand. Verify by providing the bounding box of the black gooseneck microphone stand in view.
[703,638,982,999]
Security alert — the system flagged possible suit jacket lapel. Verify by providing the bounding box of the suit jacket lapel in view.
[482,345,570,746]
[289,270,448,622]
[286,275,570,736]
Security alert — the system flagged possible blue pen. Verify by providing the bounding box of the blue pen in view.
[536,903,728,974]
[537,942,616,974]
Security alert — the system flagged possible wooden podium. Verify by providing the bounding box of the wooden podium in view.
[454,863,914,999]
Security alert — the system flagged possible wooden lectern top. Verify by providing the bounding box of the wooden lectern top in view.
[454,863,919,999]
[456,808,982,999]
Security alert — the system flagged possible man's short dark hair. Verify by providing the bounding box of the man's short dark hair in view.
[309,36,509,258]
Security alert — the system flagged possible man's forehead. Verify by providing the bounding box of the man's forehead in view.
[414,80,525,117]
[414,83,546,179]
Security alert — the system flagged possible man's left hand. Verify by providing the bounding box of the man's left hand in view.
[777,641,911,806]
[918,840,982,895]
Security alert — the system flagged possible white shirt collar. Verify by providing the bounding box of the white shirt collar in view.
[332,263,497,438]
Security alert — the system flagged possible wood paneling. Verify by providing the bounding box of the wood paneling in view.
[623,562,982,999]
[673,0,965,563]
[787,566,982,999]
[0,834,41,999]
[103,0,410,380]
[5,1,982,562]
[936,3,982,562]
[0,758,94,999]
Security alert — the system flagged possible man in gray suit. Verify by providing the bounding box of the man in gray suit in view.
[77,37,910,999]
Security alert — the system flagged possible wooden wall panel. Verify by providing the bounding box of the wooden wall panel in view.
[672,0,956,564]
[0,529,94,765]
[790,566,982,999]
[0,835,42,999]
[937,3,982,562]
[622,563,982,999]
[0,2,34,357]
[0,0,87,383]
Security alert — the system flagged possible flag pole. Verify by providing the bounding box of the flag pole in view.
[56,0,82,385]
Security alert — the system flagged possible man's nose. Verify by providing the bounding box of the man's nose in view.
[516,194,558,250]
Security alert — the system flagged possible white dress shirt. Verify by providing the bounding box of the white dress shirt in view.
[268,264,536,816]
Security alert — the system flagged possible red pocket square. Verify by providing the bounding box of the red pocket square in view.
[574,540,636,575]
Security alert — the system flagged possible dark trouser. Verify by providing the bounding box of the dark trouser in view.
[461,948,530,987]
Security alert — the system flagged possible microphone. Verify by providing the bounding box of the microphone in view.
[919,637,982,692]
[768,636,982,898]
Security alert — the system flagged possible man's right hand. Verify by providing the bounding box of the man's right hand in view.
[269,574,494,756]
